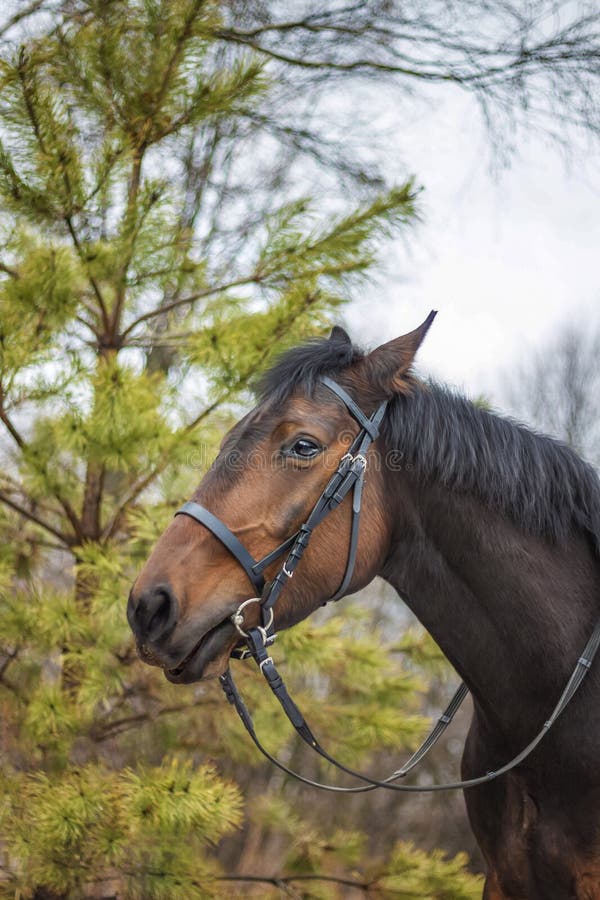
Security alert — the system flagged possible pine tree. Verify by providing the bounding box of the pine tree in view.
[0,3,482,896]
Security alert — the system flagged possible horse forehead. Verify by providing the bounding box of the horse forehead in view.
[220,404,270,451]
[276,395,348,429]
[223,394,346,450]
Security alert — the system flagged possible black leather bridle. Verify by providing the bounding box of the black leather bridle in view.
[176,375,600,792]
[176,376,387,617]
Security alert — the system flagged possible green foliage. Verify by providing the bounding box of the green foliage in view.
[0,237,81,375]
[0,2,481,897]
[373,842,483,899]
[1,761,241,897]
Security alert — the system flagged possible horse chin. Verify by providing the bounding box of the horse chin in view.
[164,618,237,684]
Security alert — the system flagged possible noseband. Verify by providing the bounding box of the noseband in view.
[176,376,600,793]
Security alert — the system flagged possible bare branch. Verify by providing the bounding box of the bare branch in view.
[120,275,260,340]
[0,0,47,40]
[0,261,19,279]
[215,30,450,79]
[0,404,25,448]
[0,490,72,546]
[92,705,187,740]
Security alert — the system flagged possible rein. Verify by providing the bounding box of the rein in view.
[176,376,600,792]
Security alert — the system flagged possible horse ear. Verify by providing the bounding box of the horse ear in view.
[329,325,352,345]
[366,310,437,394]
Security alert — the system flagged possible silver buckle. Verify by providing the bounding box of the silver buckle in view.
[353,453,367,470]
[231,598,274,638]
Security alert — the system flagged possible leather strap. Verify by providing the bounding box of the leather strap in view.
[175,502,265,593]
[222,617,600,792]
[320,375,381,440]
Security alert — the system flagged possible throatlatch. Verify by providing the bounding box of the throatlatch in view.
[176,375,600,793]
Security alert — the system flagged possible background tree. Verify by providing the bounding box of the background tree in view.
[498,318,600,466]
[0,2,483,897]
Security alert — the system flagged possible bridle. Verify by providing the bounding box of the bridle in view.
[176,376,386,622]
[176,375,600,793]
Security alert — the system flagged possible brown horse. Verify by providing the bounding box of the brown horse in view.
[128,316,600,899]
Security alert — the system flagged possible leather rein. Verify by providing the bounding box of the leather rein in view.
[176,375,600,792]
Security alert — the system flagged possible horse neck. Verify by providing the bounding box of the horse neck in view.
[379,472,600,739]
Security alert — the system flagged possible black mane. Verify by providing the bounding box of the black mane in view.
[257,334,364,404]
[258,335,600,552]
[386,384,600,552]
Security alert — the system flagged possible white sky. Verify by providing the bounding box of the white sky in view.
[344,90,600,400]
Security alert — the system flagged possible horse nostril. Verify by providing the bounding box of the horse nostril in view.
[128,584,179,645]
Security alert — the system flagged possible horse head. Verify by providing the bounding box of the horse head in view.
[127,314,435,682]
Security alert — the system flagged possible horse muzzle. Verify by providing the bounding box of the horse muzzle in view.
[127,584,243,682]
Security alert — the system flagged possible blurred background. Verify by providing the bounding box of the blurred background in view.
[0,2,598,897]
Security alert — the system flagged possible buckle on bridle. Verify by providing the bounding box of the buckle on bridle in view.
[231,598,274,640]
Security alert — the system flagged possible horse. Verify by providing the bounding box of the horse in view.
[128,314,600,899]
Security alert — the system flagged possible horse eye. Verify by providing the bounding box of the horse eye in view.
[288,438,321,459]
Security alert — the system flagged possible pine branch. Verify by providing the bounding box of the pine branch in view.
[0,647,19,681]
[221,873,374,893]
[75,312,102,340]
[17,47,48,153]
[64,215,111,336]
[0,474,66,518]
[119,183,406,344]
[90,700,210,742]
[106,289,324,539]
[0,404,83,542]
[131,869,378,895]
[15,46,111,335]
[0,671,19,695]
[215,873,451,897]
[100,393,227,540]
[150,0,204,122]
[110,150,146,336]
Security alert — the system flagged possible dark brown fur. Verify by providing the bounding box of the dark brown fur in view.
[130,318,600,898]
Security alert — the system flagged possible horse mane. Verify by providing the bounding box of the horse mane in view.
[258,334,600,552]
[386,383,600,553]
[256,333,364,404]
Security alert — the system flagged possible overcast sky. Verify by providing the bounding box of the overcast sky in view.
[344,89,600,402]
